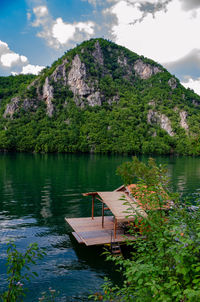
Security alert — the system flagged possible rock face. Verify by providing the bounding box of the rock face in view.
[23,98,39,111]
[117,54,132,79]
[68,54,90,98]
[147,110,174,136]
[51,58,68,84]
[134,59,161,79]
[43,77,54,117]
[148,100,155,107]
[192,99,200,106]
[117,55,128,67]
[168,78,177,89]
[3,97,20,118]
[180,110,189,132]
[92,41,104,65]
[67,54,102,107]
[87,91,102,107]
[3,39,181,120]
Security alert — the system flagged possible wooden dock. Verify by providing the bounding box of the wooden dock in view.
[65,185,172,247]
[66,216,136,246]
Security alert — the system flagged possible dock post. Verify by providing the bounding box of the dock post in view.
[92,195,94,219]
[102,203,104,228]
[114,217,117,239]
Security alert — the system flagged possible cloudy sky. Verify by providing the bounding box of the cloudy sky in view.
[0,0,200,95]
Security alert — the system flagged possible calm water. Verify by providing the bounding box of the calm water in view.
[0,153,200,301]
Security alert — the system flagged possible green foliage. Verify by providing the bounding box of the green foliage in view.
[0,39,200,155]
[91,158,200,301]
[0,75,36,116]
[0,241,46,302]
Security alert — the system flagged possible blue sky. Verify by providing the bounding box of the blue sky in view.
[0,0,200,95]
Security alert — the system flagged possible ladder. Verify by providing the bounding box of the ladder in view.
[110,231,122,255]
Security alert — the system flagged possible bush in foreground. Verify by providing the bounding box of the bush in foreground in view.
[91,157,200,301]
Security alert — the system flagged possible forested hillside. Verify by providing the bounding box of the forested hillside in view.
[0,38,200,155]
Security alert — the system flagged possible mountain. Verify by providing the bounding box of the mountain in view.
[0,38,200,155]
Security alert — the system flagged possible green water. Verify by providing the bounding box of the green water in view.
[0,153,200,301]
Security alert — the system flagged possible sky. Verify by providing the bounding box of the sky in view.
[0,0,200,95]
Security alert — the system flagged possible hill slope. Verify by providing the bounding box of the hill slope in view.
[0,38,200,155]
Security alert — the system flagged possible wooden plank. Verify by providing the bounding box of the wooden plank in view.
[97,192,147,221]
[78,231,136,246]
[66,216,137,246]
[114,217,117,239]
[65,216,114,232]
[114,185,126,192]
[82,192,98,196]
[102,203,104,228]
[92,195,95,219]
[72,232,84,244]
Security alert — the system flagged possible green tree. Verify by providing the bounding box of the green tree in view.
[91,157,200,301]
[1,242,46,302]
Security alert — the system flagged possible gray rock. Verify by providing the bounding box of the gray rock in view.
[87,91,102,106]
[148,100,155,107]
[117,55,128,67]
[51,58,68,84]
[117,55,132,79]
[68,54,105,107]
[68,54,90,97]
[3,97,20,118]
[147,109,174,136]
[92,41,104,65]
[107,95,119,105]
[168,78,177,89]
[134,59,161,80]
[192,100,200,106]
[43,77,54,117]
[23,98,38,111]
[179,110,189,132]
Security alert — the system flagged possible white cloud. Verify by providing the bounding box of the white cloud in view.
[0,39,43,76]
[81,0,98,6]
[21,64,45,75]
[0,40,10,59]
[52,18,76,44]
[27,12,31,21]
[20,55,28,63]
[31,5,95,48]
[181,77,200,96]
[108,0,200,64]
[1,53,20,67]
[51,18,95,46]
[0,40,9,49]
[32,5,49,27]
[179,0,200,11]
[0,40,28,68]
[76,21,94,35]
[33,6,48,18]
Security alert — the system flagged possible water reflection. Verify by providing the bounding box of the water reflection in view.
[40,181,53,220]
[0,153,200,300]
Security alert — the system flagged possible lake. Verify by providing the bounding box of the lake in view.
[0,153,200,301]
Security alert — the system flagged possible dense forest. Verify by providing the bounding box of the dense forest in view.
[0,38,200,155]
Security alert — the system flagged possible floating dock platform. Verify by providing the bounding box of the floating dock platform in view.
[65,189,147,246]
[65,216,136,246]
[65,185,172,247]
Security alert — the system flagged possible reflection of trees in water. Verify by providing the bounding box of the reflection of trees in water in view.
[3,179,14,200]
[1,154,200,300]
[166,157,200,197]
[40,181,52,220]
[1,154,200,219]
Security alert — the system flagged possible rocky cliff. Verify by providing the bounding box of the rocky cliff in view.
[1,38,200,155]
[3,38,164,117]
